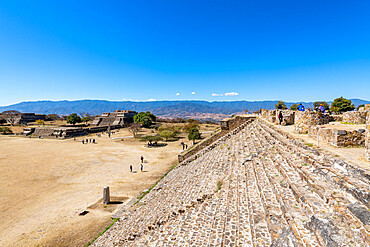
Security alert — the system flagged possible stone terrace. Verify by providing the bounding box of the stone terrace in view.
[92,118,370,246]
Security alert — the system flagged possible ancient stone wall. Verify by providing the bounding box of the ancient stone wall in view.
[308,126,365,147]
[275,110,295,125]
[329,115,343,122]
[342,111,367,124]
[181,116,256,163]
[220,115,256,132]
[295,110,331,134]
[260,109,276,123]
[366,112,370,161]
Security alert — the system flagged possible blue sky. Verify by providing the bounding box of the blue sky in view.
[0,1,369,106]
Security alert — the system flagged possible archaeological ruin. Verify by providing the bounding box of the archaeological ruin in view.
[0,112,46,125]
[91,111,370,246]
[92,110,137,127]
[21,110,138,138]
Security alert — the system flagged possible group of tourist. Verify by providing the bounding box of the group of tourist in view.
[181,142,188,150]
[147,141,158,147]
[130,156,145,172]
[81,138,96,144]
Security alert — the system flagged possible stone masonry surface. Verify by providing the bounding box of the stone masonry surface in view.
[366,113,370,161]
[295,111,331,134]
[342,112,368,124]
[92,118,370,246]
[308,125,366,147]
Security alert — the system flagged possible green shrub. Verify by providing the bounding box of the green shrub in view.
[0,127,13,135]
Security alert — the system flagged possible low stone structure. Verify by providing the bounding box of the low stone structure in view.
[342,111,367,124]
[276,110,295,125]
[260,109,276,123]
[23,125,123,139]
[295,110,331,134]
[0,112,46,125]
[220,115,256,132]
[260,109,295,125]
[308,125,365,147]
[92,110,137,127]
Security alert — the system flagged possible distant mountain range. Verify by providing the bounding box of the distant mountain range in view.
[1,99,369,121]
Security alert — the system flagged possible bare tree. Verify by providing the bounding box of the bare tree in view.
[1,110,21,126]
[128,122,141,138]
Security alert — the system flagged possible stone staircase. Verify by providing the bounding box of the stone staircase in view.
[92,119,370,247]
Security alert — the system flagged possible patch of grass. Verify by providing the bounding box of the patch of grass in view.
[341,121,355,125]
[305,143,314,147]
[85,218,119,246]
[217,181,222,192]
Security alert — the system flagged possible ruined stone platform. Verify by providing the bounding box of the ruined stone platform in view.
[92,119,370,246]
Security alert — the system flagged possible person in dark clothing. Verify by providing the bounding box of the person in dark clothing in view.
[130,165,132,172]
[140,164,143,172]
[82,140,84,144]
[278,112,283,125]
[141,156,144,163]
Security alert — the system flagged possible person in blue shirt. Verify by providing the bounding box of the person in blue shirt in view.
[297,103,305,111]
[319,104,325,113]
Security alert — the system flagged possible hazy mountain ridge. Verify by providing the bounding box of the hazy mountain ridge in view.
[0,99,369,121]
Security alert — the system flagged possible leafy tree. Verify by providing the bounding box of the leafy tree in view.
[81,116,92,123]
[128,122,141,137]
[134,111,156,127]
[357,104,365,110]
[290,104,299,110]
[35,120,45,125]
[66,113,82,125]
[275,101,287,110]
[140,135,163,143]
[45,114,60,121]
[0,118,6,125]
[141,116,152,128]
[188,127,202,144]
[313,101,330,111]
[183,122,199,133]
[160,130,177,141]
[0,127,13,135]
[330,97,355,113]
[1,110,21,126]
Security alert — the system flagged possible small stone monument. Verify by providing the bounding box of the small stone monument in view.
[103,186,110,205]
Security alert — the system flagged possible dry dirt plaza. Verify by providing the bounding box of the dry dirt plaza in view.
[0,125,217,247]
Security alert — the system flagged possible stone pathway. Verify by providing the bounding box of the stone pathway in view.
[92,119,370,247]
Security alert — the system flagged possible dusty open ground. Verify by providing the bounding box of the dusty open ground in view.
[0,124,218,247]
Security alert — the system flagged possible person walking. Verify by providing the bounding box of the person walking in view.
[278,111,283,125]
[140,164,143,172]
[130,165,132,172]
[82,139,84,144]
[141,156,144,163]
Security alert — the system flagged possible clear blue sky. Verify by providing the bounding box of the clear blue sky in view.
[0,1,369,106]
